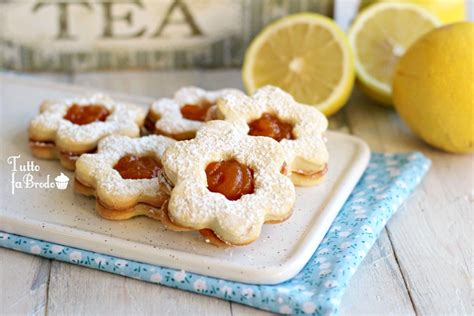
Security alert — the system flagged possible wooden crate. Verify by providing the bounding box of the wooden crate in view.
[0,0,333,72]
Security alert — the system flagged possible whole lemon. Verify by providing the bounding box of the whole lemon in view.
[393,22,474,153]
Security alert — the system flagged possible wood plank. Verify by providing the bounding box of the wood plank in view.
[0,72,70,316]
[47,261,231,316]
[231,302,275,316]
[328,110,350,134]
[339,231,415,315]
[73,70,245,98]
[0,248,49,315]
[387,154,472,315]
[345,88,472,315]
[5,72,74,84]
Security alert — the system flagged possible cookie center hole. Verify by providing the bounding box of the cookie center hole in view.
[114,154,162,180]
[248,112,294,142]
[64,104,109,126]
[205,159,255,201]
[180,100,215,122]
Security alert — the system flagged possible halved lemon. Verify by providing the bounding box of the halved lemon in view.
[359,0,465,24]
[348,3,440,105]
[242,13,355,117]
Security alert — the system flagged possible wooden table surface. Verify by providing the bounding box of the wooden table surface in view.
[1,70,471,316]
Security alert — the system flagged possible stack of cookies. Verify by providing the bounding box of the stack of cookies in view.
[28,86,328,246]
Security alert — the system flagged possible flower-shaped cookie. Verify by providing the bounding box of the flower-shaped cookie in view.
[161,120,296,246]
[28,94,146,170]
[75,135,175,221]
[145,86,243,140]
[217,86,329,186]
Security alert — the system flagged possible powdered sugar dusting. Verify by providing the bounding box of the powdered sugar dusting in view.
[218,86,329,173]
[75,135,175,208]
[29,94,146,152]
[162,120,295,245]
[150,86,243,135]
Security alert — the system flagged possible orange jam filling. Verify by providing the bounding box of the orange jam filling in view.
[144,115,157,133]
[248,112,294,142]
[114,155,162,180]
[205,159,254,201]
[180,100,214,122]
[64,104,109,125]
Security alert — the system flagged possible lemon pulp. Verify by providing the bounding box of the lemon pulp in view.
[243,13,354,117]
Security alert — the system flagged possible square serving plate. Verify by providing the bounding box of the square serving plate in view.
[0,75,370,284]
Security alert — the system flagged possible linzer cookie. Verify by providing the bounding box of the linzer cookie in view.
[144,86,243,140]
[75,135,175,221]
[161,120,296,246]
[28,94,146,170]
[217,86,329,186]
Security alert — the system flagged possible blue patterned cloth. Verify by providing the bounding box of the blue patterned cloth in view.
[0,152,430,315]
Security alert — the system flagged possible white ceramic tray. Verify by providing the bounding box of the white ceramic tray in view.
[0,75,370,284]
